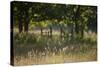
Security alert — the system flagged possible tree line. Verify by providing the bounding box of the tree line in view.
[11,1,97,38]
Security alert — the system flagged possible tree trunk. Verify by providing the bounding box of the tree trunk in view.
[74,5,80,35]
[71,24,74,38]
[18,18,23,33]
[24,10,29,32]
[75,22,79,34]
[41,27,43,36]
[24,23,29,32]
[24,18,29,32]
[80,25,84,38]
[60,27,63,38]
[50,27,52,37]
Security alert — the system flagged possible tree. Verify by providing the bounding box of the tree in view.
[12,1,97,38]
[12,1,32,33]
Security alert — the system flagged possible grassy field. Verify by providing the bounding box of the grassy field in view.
[13,30,97,66]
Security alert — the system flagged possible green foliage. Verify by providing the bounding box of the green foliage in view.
[12,1,97,36]
[13,32,37,45]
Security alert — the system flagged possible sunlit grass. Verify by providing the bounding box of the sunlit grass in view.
[14,48,97,66]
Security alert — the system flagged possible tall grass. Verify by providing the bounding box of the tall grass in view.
[13,32,97,66]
